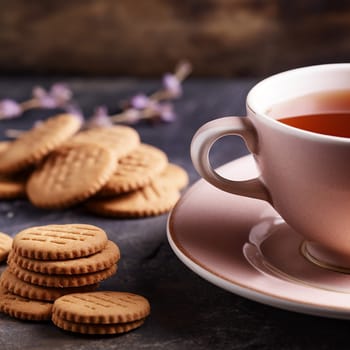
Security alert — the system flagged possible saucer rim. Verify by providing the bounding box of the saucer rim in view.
[167,155,350,319]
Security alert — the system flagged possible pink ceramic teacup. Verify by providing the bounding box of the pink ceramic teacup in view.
[191,64,350,272]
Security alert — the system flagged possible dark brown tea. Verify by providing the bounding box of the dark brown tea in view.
[267,90,350,138]
[278,113,350,138]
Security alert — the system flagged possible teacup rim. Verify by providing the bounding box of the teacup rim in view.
[246,63,350,144]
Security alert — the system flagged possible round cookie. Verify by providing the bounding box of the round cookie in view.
[158,163,189,190]
[86,182,180,217]
[70,126,140,158]
[52,291,150,324]
[0,269,99,302]
[100,143,168,196]
[26,142,116,209]
[0,114,81,174]
[8,261,117,287]
[8,240,120,275]
[0,232,13,262]
[0,287,52,321]
[12,224,108,260]
[52,314,145,335]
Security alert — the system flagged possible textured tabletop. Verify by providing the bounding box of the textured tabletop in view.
[0,78,348,350]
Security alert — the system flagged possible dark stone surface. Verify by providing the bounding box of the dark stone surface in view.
[0,78,349,350]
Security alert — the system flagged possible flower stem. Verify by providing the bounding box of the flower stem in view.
[175,60,192,81]
[110,112,134,123]
[20,98,41,111]
[110,108,157,123]
[149,60,192,102]
[148,90,174,102]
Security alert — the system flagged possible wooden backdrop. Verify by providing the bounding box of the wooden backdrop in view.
[1,0,350,76]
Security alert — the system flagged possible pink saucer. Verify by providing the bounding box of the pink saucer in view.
[167,155,350,319]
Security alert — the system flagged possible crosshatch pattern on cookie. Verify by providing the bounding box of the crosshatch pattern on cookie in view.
[33,146,110,191]
[70,126,141,158]
[8,240,120,275]
[13,224,108,260]
[52,291,151,324]
[26,143,116,209]
[100,144,168,195]
[0,114,81,174]
[87,182,180,217]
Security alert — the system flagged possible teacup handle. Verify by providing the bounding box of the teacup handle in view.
[191,116,271,202]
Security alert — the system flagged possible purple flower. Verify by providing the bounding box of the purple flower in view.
[49,83,72,105]
[86,106,112,128]
[32,83,72,109]
[163,73,182,97]
[130,94,151,110]
[156,103,176,122]
[0,99,22,119]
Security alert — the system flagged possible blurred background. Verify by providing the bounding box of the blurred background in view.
[1,0,350,77]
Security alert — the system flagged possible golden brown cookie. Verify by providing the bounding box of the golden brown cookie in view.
[0,175,27,199]
[8,240,120,275]
[99,143,168,196]
[26,142,116,209]
[158,163,189,190]
[0,286,52,321]
[86,182,180,217]
[0,232,13,262]
[70,126,140,158]
[52,291,150,324]
[0,141,10,153]
[52,313,145,334]
[12,224,108,260]
[0,268,99,302]
[0,114,81,175]
[8,261,117,287]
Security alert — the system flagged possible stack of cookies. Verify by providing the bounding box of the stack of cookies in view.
[0,223,151,335]
[0,224,120,319]
[0,113,188,217]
